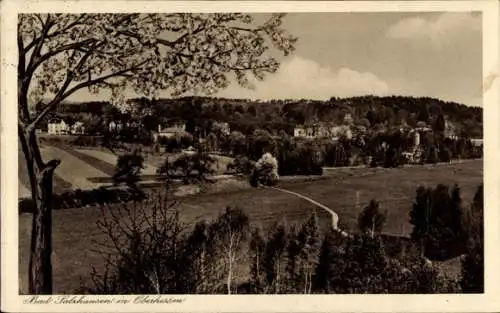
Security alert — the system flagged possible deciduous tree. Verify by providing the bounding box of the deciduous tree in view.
[18,13,296,293]
[249,226,267,293]
[207,206,250,294]
[262,221,289,293]
[358,199,387,238]
[461,184,484,292]
[251,152,279,187]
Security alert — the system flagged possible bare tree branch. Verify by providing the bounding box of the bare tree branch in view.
[45,14,86,39]
[63,61,147,97]
[25,15,54,79]
[26,38,97,79]
[26,44,98,132]
[27,60,147,131]
[23,15,85,53]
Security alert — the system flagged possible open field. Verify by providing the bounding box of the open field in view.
[18,159,482,293]
[18,147,75,197]
[18,144,235,198]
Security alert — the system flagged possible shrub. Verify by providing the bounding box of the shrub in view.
[426,147,439,164]
[313,233,455,294]
[85,192,187,294]
[460,184,484,293]
[83,193,253,294]
[227,156,255,175]
[250,153,279,187]
[113,151,145,186]
[169,151,216,181]
[18,186,145,214]
[409,184,468,261]
[358,199,387,237]
[438,146,452,163]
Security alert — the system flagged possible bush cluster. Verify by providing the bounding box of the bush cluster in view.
[83,184,484,294]
[19,187,145,213]
[84,202,459,294]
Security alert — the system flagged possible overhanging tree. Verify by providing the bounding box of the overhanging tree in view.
[18,13,296,294]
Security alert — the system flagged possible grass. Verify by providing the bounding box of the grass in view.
[76,148,160,176]
[19,143,235,198]
[59,146,116,176]
[18,147,73,197]
[18,159,482,294]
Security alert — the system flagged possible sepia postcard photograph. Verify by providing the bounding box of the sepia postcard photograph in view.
[1,0,500,312]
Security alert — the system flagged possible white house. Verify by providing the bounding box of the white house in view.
[153,122,188,142]
[47,118,70,135]
[108,121,123,132]
[293,123,352,140]
[471,138,483,147]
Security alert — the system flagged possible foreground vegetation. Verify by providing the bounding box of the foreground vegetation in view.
[80,181,482,294]
[18,160,482,293]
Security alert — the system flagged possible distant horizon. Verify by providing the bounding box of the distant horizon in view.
[59,93,483,108]
[67,12,483,108]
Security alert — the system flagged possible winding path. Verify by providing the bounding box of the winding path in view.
[270,186,350,237]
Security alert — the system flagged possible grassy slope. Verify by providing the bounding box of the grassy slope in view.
[60,147,116,176]
[18,160,482,293]
[19,144,235,198]
[18,148,73,196]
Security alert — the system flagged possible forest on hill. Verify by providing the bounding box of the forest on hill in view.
[51,95,482,138]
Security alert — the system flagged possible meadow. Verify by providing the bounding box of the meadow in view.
[18,144,234,198]
[18,159,482,293]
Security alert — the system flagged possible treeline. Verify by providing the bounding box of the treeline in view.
[84,183,483,294]
[18,186,146,214]
[46,95,482,139]
[135,95,482,138]
[225,129,482,177]
[42,96,482,176]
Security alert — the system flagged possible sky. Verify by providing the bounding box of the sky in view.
[70,12,483,107]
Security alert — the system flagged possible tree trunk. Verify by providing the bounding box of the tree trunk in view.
[227,252,232,295]
[20,129,60,294]
[29,167,56,294]
[275,262,280,294]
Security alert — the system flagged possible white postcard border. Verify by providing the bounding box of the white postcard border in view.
[2,1,499,312]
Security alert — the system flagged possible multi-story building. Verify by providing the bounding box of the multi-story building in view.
[47,118,70,135]
[153,122,188,142]
[293,123,352,140]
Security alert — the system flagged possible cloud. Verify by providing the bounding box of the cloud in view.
[386,13,480,43]
[215,56,389,100]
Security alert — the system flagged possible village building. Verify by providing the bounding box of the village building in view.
[293,123,352,140]
[471,138,483,147]
[47,118,70,135]
[153,122,188,142]
[108,121,124,133]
